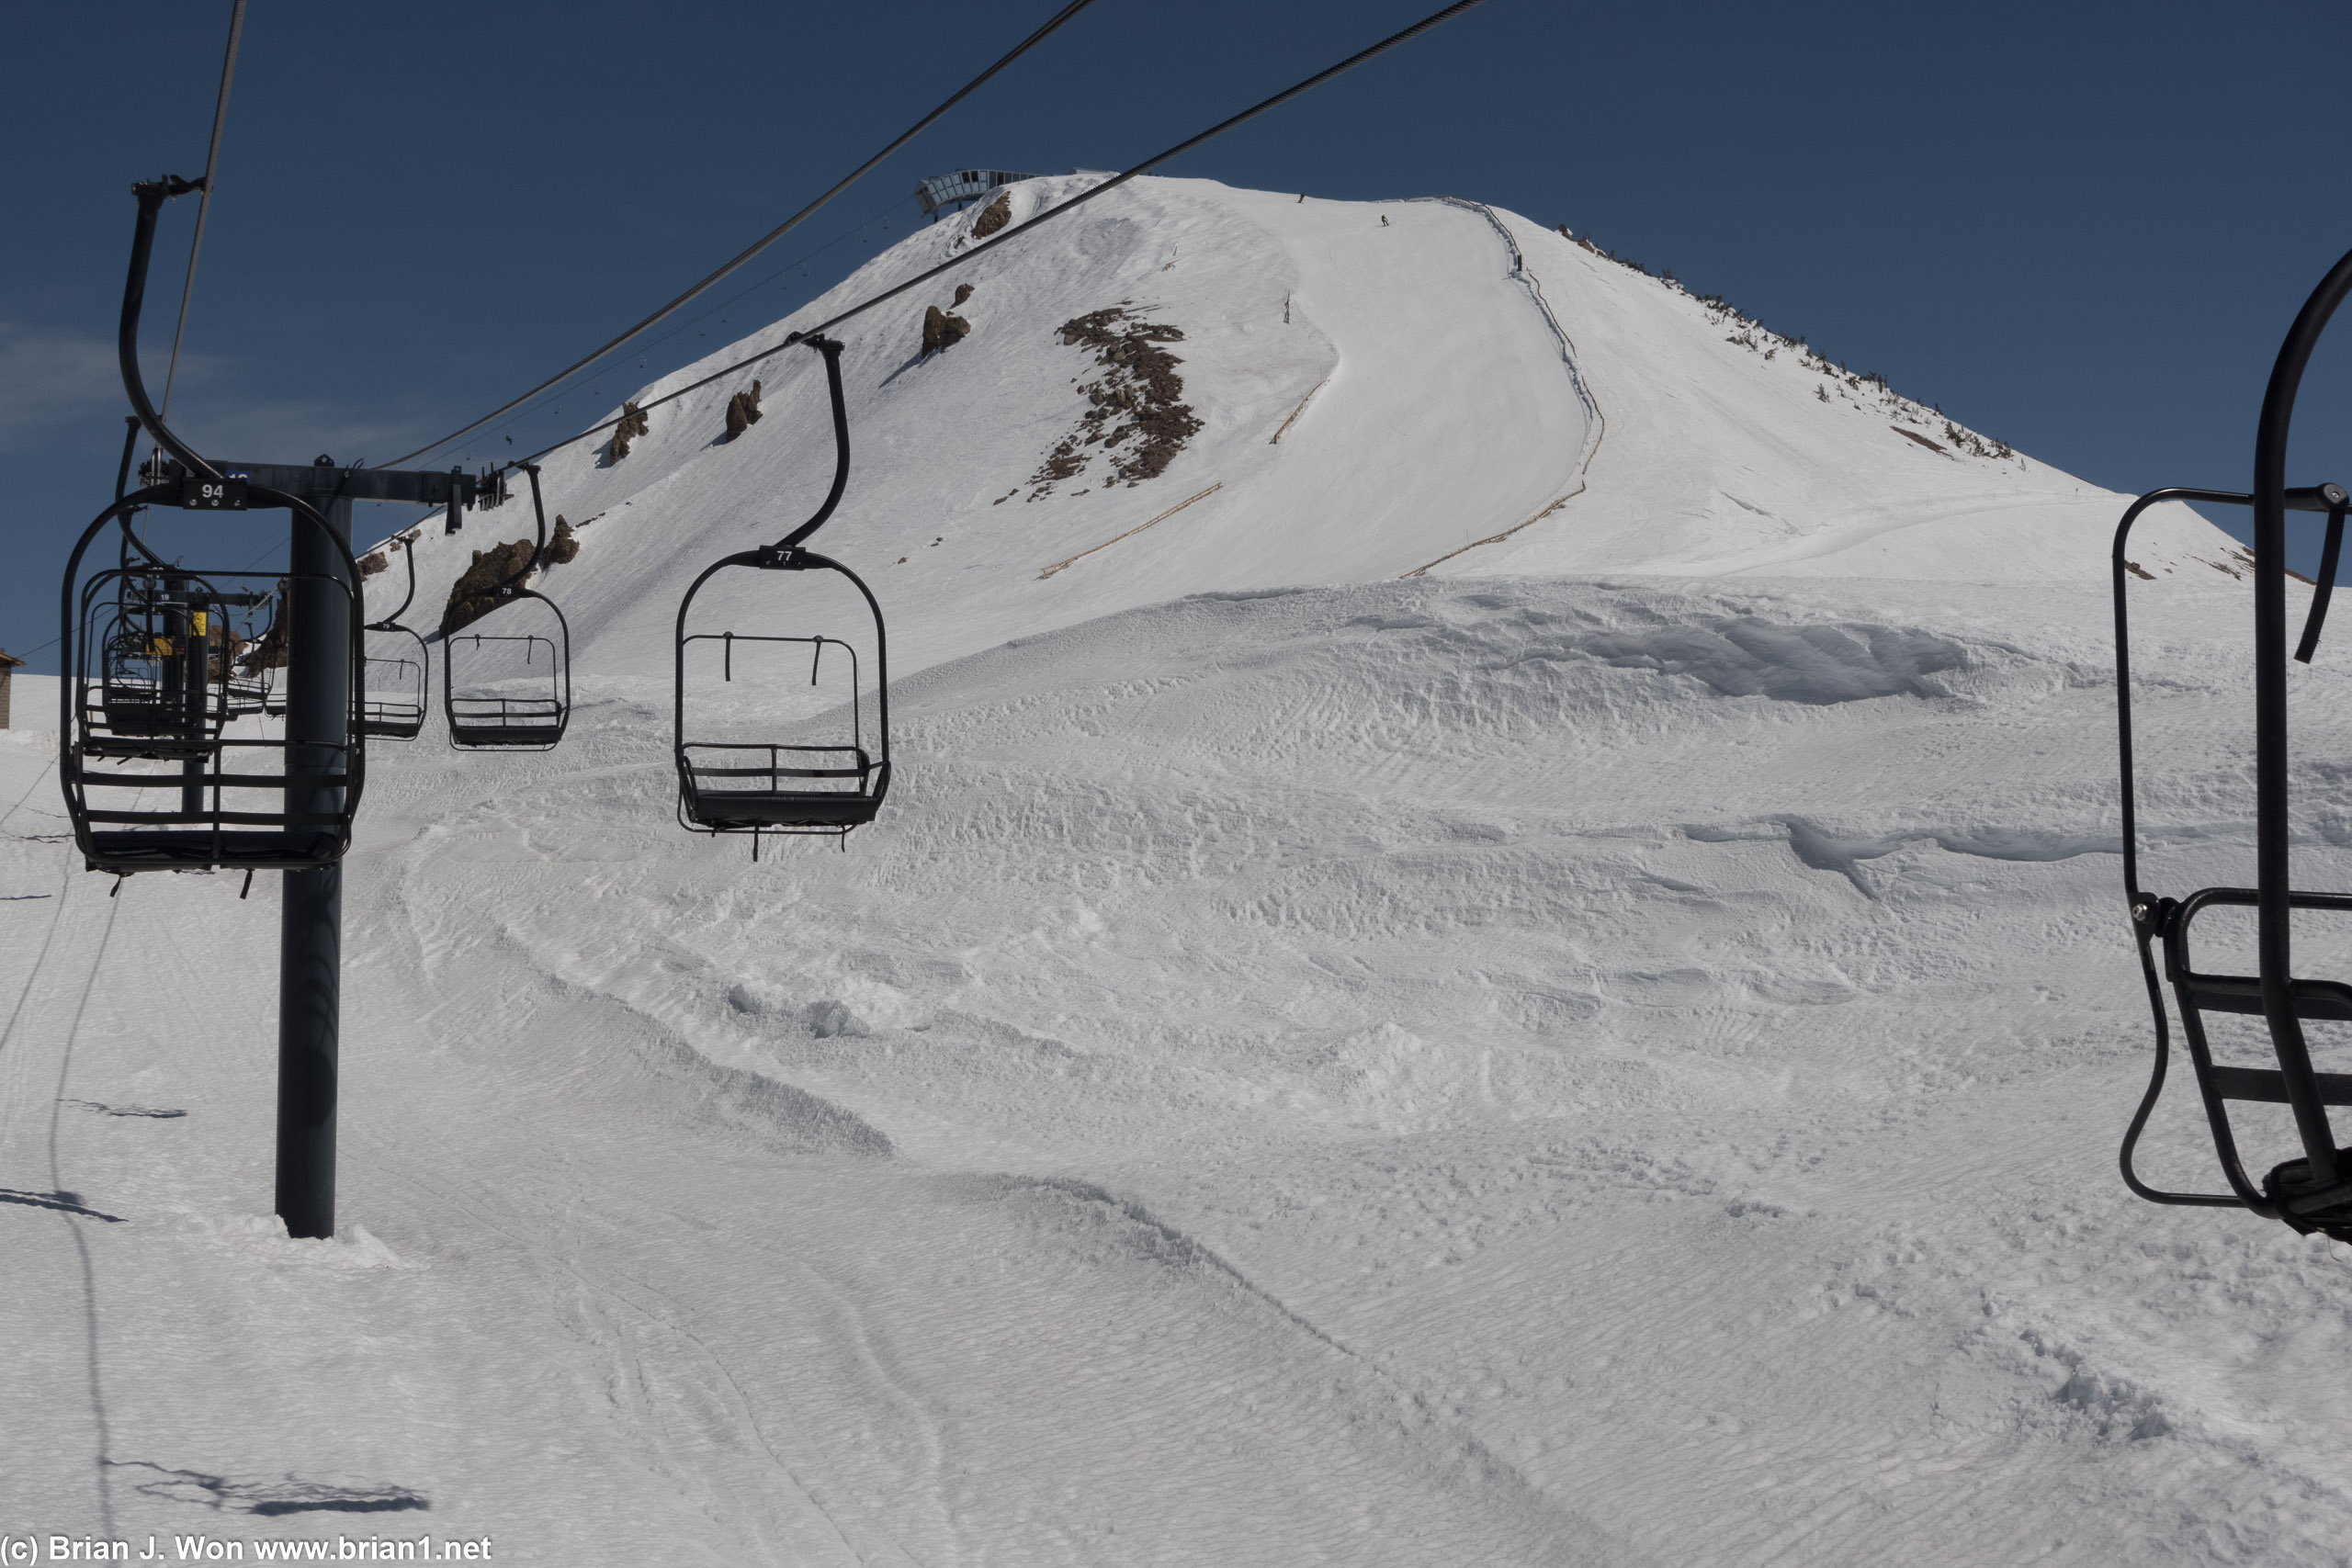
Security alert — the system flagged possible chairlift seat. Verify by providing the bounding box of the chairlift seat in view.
[83,828,346,873]
[360,702,426,740]
[449,723,562,748]
[687,794,883,830]
[101,693,193,735]
[447,691,566,750]
[84,690,220,761]
[81,734,219,762]
[679,744,883,829]
[2139,885,2352,1239]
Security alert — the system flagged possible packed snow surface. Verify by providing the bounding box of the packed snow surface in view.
[10,178,2349,1564]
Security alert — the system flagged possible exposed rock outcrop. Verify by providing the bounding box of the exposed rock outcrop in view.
[1026,307,1204,496]
[440,538,537,637]
[608,400,650,462]
[723,381,763,441]
[922,306,972,357]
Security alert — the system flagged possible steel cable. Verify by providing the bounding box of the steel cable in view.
[385,0,1104,471]
[507,0,1490,473]
[159,0,248,423]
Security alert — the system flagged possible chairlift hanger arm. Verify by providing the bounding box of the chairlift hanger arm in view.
[2249,242,2352,1203]
[112,415,142,505]
[367,534,419,631]
[481,465,553,601]
[111,416,169,572]
[2294,492,2350,663]
[777,336,849,551]
[120,178,221,485]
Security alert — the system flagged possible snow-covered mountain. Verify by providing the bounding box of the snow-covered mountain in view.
[368,175,2245,677]
[11,179,2350,1565]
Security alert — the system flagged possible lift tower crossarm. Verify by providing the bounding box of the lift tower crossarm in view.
[152,458,479,508]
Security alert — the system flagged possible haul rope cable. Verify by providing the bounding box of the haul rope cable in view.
[385,0,1104,471]
[374,187,916,522]
[12,0,254,669]
[503,0,1490,475]
[158,0,248,424]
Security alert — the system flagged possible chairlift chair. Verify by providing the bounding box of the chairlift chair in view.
[56,173,368,874]
[444,464,571,750]
[88,443,223,750]
[673,335,891,851]
[360,535,428,740]
[223,650,280,721]
[85,581,219,756]
[2114,242,2352,1243]
[222,582,289,719]
[61,491,368,874]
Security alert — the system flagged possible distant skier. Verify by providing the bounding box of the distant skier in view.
[1380,215,1389,227]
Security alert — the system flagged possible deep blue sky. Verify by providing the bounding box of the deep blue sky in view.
[8,0,2352,670]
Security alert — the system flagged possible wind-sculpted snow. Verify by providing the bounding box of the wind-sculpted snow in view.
[1580,617,1968,704]
[15,570,2352,1561]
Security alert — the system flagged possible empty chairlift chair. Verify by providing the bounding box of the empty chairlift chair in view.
[444,464,571,750]
[85,576,221,758]
[2114,242,2352,1243]
[360,535,428,740]
[61,489,367,874]
[57,170,368,874]
[674,335,891,851]
[223,587,287,720]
